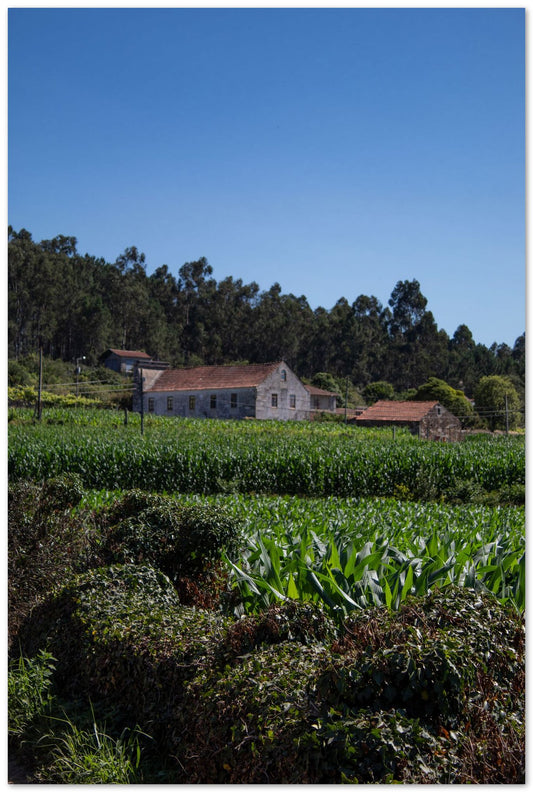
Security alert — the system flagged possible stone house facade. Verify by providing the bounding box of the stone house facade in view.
[356,400,463,441]
[305,384,338,413]
[133,361,316,421]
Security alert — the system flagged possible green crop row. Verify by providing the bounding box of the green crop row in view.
[9,414,524,502]
[155,493,524,614]
[80,491,525,614]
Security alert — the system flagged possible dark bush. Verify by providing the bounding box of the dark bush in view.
[8,475,92,645]
[17,580,524,783]
[101,491,242,580]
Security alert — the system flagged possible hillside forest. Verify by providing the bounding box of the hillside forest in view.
[8,227,525,402]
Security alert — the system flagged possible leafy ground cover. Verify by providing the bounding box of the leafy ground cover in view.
[11,565,524,783]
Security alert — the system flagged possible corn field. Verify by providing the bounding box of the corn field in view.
[10,409,525,614]
[8,411,524,499]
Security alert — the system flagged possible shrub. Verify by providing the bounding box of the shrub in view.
[8,475,93,645]
[101,491,242,580]
[14,583,524,783]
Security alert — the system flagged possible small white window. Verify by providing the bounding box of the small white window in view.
[167,396,173,411]
[290,394,296,408]
[281,369,287,381]
[272,393,278,407]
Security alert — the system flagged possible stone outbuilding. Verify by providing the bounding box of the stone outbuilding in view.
[100,348,153,374]
[133,361,319,421]
[305,384,338,413]
[356,400,463,441]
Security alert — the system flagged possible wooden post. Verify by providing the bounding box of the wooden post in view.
[505,394,509,435]
[140,368,144,436]
[36,346,43,421]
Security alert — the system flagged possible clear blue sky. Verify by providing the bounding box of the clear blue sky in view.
[8,7,525,348]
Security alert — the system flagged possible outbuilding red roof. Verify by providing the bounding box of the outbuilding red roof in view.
[144,362,282,393]
[106,348,152,359]
[356,400,440,423]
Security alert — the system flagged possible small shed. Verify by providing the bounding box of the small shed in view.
[356,400,463,442]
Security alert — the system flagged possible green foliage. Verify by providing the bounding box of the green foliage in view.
[474,375,522,430]
[221,494,525,616]
[8,650,56,737]
[363,380,395,403]
[8,474,94,644]
[8,385,102,409]
[8,227,525,391]
[41,717,143,784]
[411,376,475,421]
[101,491,242,580]
[8,411,525,502]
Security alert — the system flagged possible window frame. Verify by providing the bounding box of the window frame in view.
[210,394,217,410]
[271,393,278,408]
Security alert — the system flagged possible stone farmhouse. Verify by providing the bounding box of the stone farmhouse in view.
[133,361,337,421]
[356,400,462,442]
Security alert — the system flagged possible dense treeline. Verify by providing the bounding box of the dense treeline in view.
[8,227,525,397]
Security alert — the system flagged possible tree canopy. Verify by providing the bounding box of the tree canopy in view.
[8,227,525,407]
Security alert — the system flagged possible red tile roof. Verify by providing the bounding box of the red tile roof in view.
[106,348,152,359]
[305,385,338,396]
[356,400,439,423]
[144,362,283,392]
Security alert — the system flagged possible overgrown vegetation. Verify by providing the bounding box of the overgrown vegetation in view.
[8,412,525,782]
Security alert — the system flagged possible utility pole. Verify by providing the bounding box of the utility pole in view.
[505,394,509,435]
[344,378,348,425]
[75,356,86,397]
[36,346,43,421]
[140,368,145,436]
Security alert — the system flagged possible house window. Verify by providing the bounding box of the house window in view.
[148,398,155,413]
[281,369,287,381]
[189,396,196,411]
[271,393,278,408]
[210,394,217,410]
[167,396,173,411]
[289,394,296,409]
[230,393,237,409]
[437,406,442,416]
[312,396,320,409]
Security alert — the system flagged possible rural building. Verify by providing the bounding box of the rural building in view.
[100,348,153,374]
[133,361,324,420]
[356,400,463,441]
[305,384,338,413]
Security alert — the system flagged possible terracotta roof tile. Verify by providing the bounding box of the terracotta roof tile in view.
[144,362,282,392]
[107,348,152,359]
[356,400,439,422]
[305,385,338,396]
